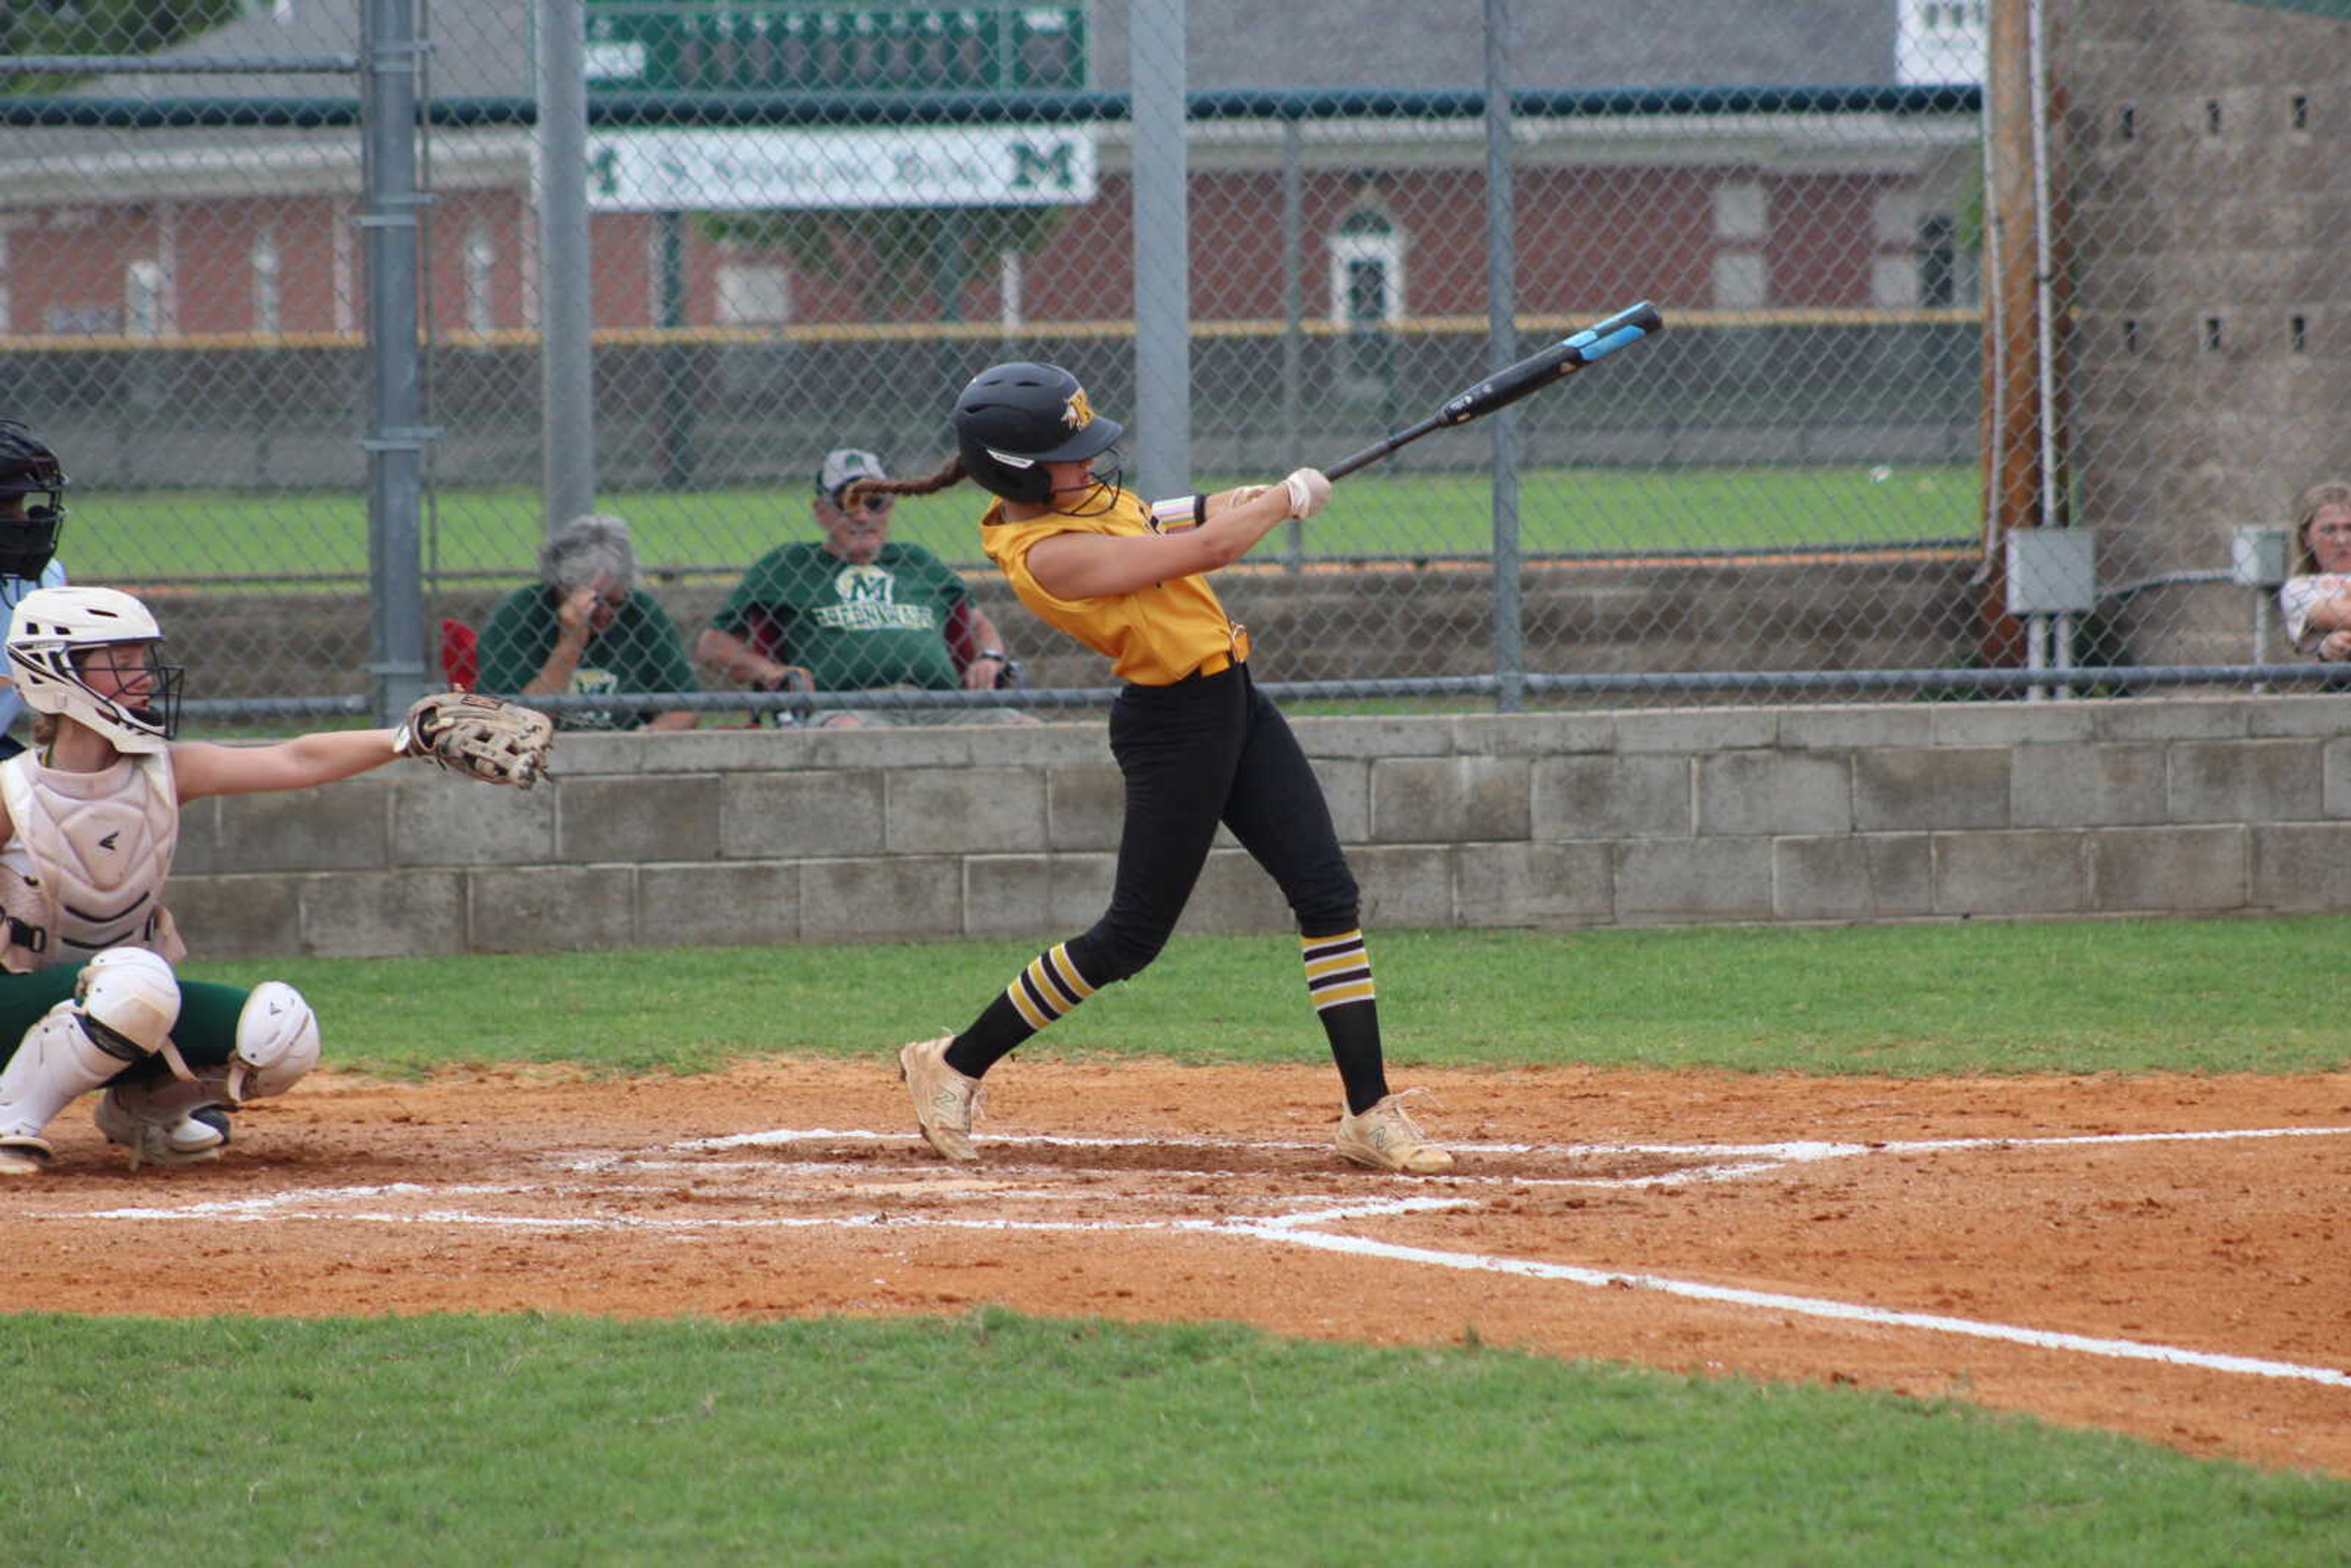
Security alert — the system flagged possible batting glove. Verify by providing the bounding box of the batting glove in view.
[1281,468,1332,519]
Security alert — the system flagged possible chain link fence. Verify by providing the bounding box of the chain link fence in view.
[1,0,2343,727]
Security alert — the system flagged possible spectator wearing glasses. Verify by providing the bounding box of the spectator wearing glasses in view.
[696,448,1030,727]
[476,513,700,731]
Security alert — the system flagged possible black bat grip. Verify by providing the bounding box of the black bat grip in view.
[1324,413,1446,482]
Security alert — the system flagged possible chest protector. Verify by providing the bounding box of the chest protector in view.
[0,750,185,973]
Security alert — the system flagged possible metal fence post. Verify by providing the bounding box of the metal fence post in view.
[656,209,694,489]
[1280,117,1306,572]
[537,0,596,531]
[362,0,430,723]
[1483,0,1524,712]
[1130,0,1188,501]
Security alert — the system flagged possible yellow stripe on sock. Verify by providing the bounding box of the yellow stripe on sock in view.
[1023,957,1073,1016]
[1311,979,1378,1011]
[1007,978,1053,1030]
[1046,943,1096,1000]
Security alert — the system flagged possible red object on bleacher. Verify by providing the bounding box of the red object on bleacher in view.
[439,618,479,692]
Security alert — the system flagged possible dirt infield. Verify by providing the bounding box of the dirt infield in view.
[6,1061,2347,1476]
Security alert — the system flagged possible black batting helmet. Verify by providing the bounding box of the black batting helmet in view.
[952,363,1123,503]
[0,419,68,580]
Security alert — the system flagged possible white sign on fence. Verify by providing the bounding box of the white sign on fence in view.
[582,127,1095,211]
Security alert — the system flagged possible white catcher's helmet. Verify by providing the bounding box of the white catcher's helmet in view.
[5,586,184,752]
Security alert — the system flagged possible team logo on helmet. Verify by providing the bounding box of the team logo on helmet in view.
[1062,388,1095,430]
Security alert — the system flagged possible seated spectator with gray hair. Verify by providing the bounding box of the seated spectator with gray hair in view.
[476,514,700,730]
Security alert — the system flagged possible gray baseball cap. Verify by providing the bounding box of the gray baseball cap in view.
[816,448,887,506]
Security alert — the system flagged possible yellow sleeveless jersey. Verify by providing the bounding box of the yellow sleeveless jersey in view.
[980,489,1248,686]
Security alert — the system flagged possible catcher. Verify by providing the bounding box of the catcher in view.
[0,586,551,1174]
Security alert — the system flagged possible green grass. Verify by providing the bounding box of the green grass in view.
[185,916,2351,1079]
[8,1313,2346,1567]
[78,465,1975,587]
[20,916,2349,1562]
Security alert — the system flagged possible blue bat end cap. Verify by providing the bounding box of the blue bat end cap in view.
[1575,301,1662,361]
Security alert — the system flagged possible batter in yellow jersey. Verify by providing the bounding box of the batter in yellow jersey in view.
[847,361,1453,1176]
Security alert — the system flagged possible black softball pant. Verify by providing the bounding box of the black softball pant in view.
[1068,662,1358,983]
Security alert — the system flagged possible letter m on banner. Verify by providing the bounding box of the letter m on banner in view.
[1010,139,1080,196]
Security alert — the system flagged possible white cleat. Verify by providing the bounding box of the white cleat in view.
[898,1033,983,1164]
[1335,1092,1455,1175]
[94,1090,228,1171]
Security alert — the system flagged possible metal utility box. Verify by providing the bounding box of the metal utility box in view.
[2005,528,2099,615]
[2229,526,2292,587]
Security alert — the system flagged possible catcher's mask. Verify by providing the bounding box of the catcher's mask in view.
[4,586,185,752]
[0,419,69,580]
[953,363,1124,505]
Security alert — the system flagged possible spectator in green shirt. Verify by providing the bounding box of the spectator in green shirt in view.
[477,514,700,732]
[696,449,1028,728]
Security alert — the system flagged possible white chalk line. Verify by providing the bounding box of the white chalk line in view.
[667,1122,2351,1160]
[21,1124,2351,1391]
[561,1153,1770,1192]
[672,1125,1864,1163]
[1248,1224,2351,1389]
[632,1122,2351,1193]
[41,1186,1461,1237]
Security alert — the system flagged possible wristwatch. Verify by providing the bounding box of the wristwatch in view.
[973,649,1006,662]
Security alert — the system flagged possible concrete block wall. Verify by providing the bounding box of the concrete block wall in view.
[165,694,2351,960]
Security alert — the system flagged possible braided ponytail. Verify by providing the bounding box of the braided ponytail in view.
[844,455,965,509]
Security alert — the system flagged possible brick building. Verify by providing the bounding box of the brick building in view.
[0,0,1983,342]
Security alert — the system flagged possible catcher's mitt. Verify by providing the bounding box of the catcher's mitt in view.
[394,691,555,788]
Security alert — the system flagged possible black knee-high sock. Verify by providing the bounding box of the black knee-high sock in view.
[946,940,1098,1078]
[944,993,1033,1077]
[1302,929,1389,1114]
